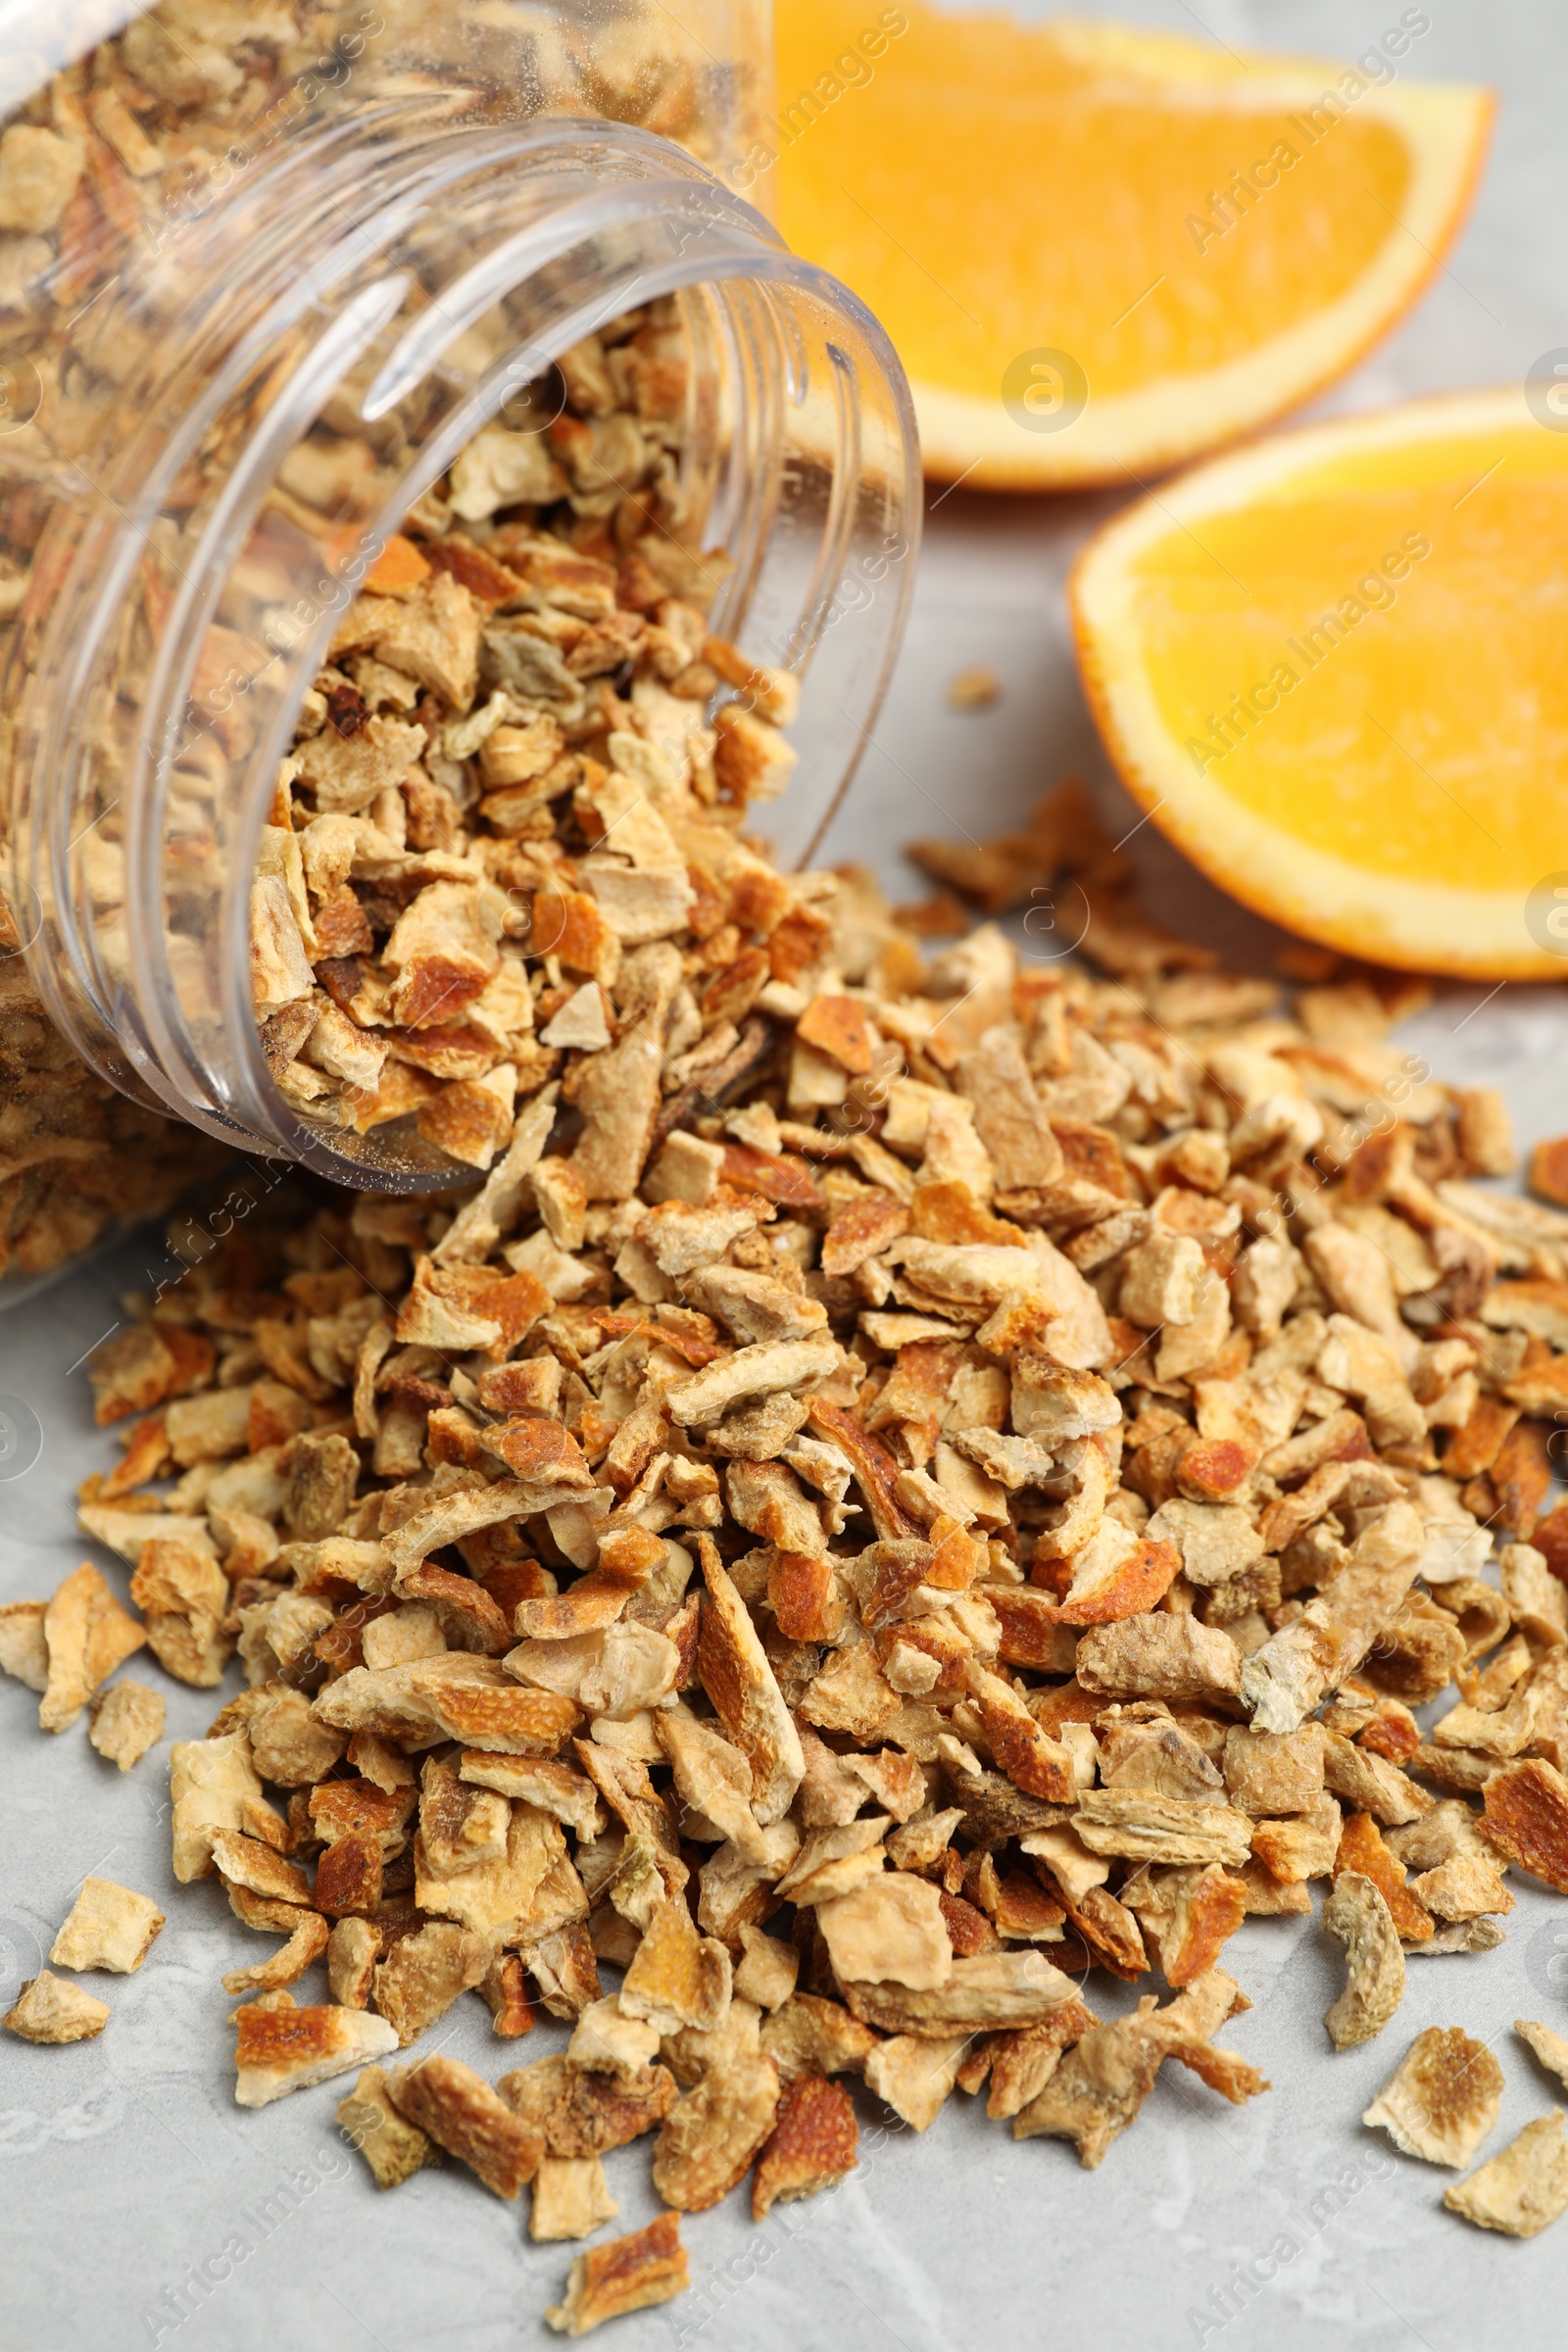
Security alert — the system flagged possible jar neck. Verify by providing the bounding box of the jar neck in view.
[5,109,918,1183]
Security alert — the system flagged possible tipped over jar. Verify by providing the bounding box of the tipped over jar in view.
[0,0,920,1289]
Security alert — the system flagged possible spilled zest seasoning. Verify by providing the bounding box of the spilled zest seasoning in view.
[12,776,1568,2317]
[249,301,798,1166]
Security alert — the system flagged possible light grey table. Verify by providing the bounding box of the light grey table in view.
[5,3,1568,2345]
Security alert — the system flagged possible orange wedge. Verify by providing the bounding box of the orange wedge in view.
[1070,389,1568,980]
[770,6,1493,487]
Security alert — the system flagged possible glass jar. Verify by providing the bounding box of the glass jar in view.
[0,0,920,1271]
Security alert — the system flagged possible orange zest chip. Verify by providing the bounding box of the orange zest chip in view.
[468,1269,555,1350]
[314,1832,383,1917]
[1060,1885,1147,1981]
[513,2061,677,2155]
[311,884,374,959]
[596,1526,666,1587]
[1363,2025,1503,2169]
[620,1896,731,2035]
[395,2054,543,2198]
[819,1190,910,1279]
[1444,1394,1522,1482]
[967,1667,1076,1802]
[796,992,876,1075]
[940,1888,999,1956]
[806,1403,922,1543]
[545,2210,689,2335]
[513,1572,635,1642]
[752,2070,858,2217]
[859,1538,938,1632]
[1530,1137,1568,1209]
[875,1612,969,1696]
[363,533,432,596]
[971,1293,1061,1361]
[416,1079,515,1171]
[309,1779,412,1844]
[699,946,770,1029]
[529,889,618,979]
[1159,1866,1248,1987]
[87,1323,214,1425]
[1358,1709,1421,1765]
[990,1870,1067,1943]
[1052,1120,1135,1200]
[231,1999,392,2097]
[1444,2111,1568,2238]
[344,1059,443,1135]
[767,1551,845,1643]
[420,1684,579,1754]
[719,1141,824,1210]
[1176,1438,1256,1502]
[909,1180,1028,1250]
[1490,1420,1551,1541]
[651,2052,782,2209]
[768,902,834,982]
[1534,1501,1568,1589]
[489,1416,594,1484]
[926,1515,985,1592]
[1050,1535,1181,1628]
[397,1564,514,1652]
[1333,1809,1434,1942]
[100,1413,172,1499]
[1027,1677,1106,1740]
[590,1314,721,1367]
[386,953,491,1032]
[727,866,792,937]
[422,532,521,611]
[989,1588,1077,1672]
[1481,1758,1568,1893]
[482,1953,536,2039]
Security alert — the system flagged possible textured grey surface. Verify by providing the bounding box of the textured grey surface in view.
[5,1,1568,2345]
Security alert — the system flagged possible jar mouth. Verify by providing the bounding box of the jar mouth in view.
[10,112,920,1190]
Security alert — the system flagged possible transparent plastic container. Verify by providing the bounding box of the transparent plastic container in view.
[0,0,921,1232]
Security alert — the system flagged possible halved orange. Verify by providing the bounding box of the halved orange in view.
[1070,389,1568,980]
[770,6,1493,486]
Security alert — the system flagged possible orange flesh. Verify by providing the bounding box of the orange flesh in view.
[774,2,1413,404]
[1128,427,1568,894]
